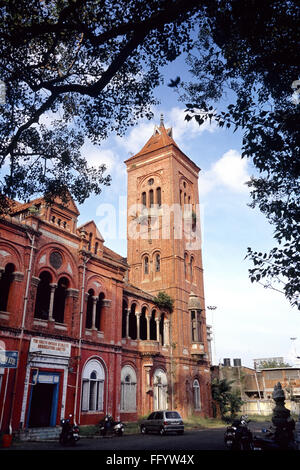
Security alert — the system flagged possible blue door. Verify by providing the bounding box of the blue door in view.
[27,372,60,427]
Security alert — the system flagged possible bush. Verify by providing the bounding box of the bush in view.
[153,291,174,312]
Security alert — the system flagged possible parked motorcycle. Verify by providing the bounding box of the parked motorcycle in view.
[224,415,253,450]
[98,414,125,436]
[253,423,296,451]
[59,414,80,446]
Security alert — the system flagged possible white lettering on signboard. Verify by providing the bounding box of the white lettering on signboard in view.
[30,337,71,357]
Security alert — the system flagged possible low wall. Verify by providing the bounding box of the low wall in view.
[242,399,300,416]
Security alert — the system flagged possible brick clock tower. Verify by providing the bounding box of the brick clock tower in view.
[125,116,212,417]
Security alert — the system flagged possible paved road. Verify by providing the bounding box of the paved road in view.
[2,420,270,453]
[3,428,225,452]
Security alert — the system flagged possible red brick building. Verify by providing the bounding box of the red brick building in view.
[0,119,212,433]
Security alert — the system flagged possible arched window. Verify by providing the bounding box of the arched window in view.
[142,192,147,207]
[53,276,69,323]
[96,292,105,331]
[129,303,137,340]
[159,313,165,346]
[184,252,188,279]
[149,189,154,207]
[85,289,94,329]
[156,187,161,207]
[34,270,52,319]
[144,256,149,275]
[94,242,98,255]
[150,310,157,340]
[120,366,137,412]
[155,253,160,272]
[193,379,201,410]
[190,256,194,283]
[153,369,168,411]
[140,306,147,340]
[0,263,15,312]
[81,360,105,412]
[88,232,93,251]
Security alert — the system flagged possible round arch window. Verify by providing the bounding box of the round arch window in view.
[49,251,63,270]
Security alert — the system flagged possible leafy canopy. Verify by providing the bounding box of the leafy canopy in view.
[1,0,299,310]
[178,0,300,309]
[0,0,201,212]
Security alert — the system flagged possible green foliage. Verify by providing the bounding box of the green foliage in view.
[257,359,291,369]
[211,378,243,419]
[227,390,244,418]
[1,1,299,312]
[153,291,174,313]
[0,0,202,213]
[180,0,300,309]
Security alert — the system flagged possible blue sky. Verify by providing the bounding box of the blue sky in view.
[74,60,300,370]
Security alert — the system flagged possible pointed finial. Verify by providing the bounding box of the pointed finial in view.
[160,113,164,127]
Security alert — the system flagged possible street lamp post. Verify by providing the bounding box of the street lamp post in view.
[290,337,297,366]
[207,306,217,365]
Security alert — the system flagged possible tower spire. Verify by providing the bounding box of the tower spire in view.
[160,113,164,127]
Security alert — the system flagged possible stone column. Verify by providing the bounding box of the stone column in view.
[48,283,57,321]
[136,312,141,340]
[144,365,152,389]
[164,319,170,346]
[194,317,199,342]
[92,296,98,330]
[146,315,150,340]
[126,308,130,338]
[155,315,160,344]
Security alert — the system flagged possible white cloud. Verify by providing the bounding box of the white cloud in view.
[165,106,217,144]
[115,106,217,156]
[199,149,250,196]
[81,142,127,187]
[85,147,116,172]
[115,121,154,156]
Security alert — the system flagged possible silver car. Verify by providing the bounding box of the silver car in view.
[140,410,184,436]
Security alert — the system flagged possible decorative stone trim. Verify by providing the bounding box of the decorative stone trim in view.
[33,319,48,327]
[54,323,67,331]
[66,288,79,298]
[0,311,10,320]
[31,276,41,287]
[12,271,24,282]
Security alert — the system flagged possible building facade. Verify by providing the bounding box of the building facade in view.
[0,119,212,433]
[212,359,300,416]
